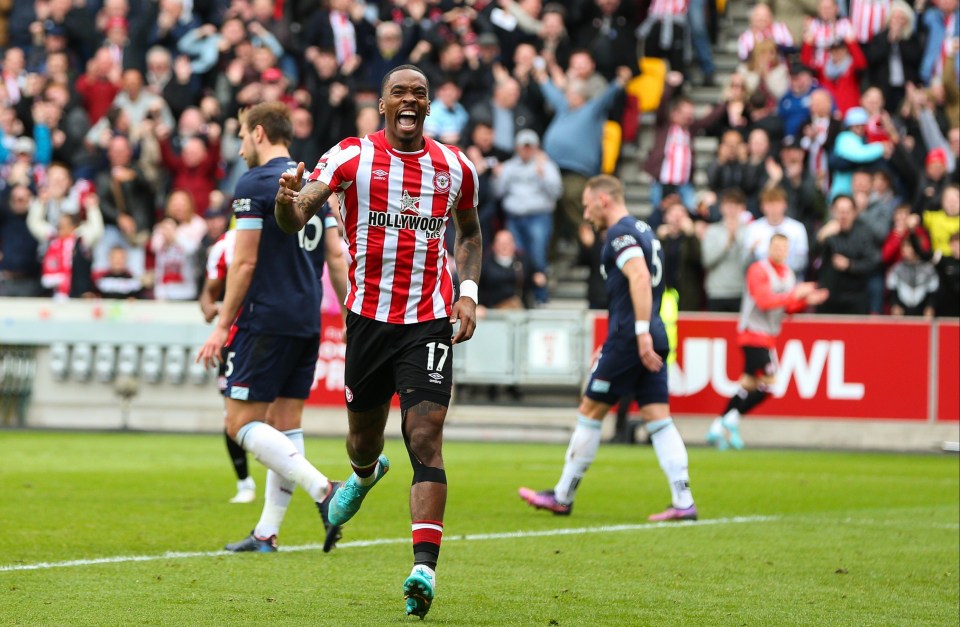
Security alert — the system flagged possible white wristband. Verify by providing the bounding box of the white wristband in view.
[635,320,650,335]
[459,280,479,303]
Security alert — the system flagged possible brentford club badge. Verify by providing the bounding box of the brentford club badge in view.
[433,170,451,193]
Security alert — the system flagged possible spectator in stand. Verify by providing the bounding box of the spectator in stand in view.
[935,232,960,316]
[800,89,843,196]
[420,40,488,106]
[803,35,867,115]
[830,107,891,201]
[775,137,826,243]
[478,229,540,310]
[93,134,155,276]
[0,185,42,297]
[355,20,416,93]
[464,121,510,251]
[424,79,470,146]
[920,0,960,85]
[803,0,855,68]
[701,189,749,313]
[707,130,748,196]
[573,0,639,81]
[536,62,632,251]
[75,47,121,124]
[817,194,881,314]
[150,189,206,301]
[741,127,778,217]
[302,47,356,154]
[288,107,321,166]
[644,71,726,215]
[556,48,609,102]
[539,3,573,71]
[468,76,535,157]
[746,88,786,147]
[100,16,132,71]
[156,119,221,215]
[493,129,562,305]
[864,1,922,112]
[850,0,892,44]
[637,0,690,78]
[779,63,817,139]
[744,187,810,278]
[922,183,960,256]
[93,245,143,299]
[87,69,175,147]
[504,44,548,133]
[737,3,795,63]
[738,39,790,102]
[884,203,932,271]
[146,0,201,55]
[688,0,717,86]
[31,194,102,301]
[658,200,704,311]
[914,148,952,216]
[887,236,939,317]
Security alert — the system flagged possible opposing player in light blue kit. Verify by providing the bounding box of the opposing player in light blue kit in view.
[519,175,697,522]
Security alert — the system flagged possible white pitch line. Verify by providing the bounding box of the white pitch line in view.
[0,515,776,573]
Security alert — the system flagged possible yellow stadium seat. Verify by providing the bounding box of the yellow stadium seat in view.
[602,120,622,175]
[627,57,667,113]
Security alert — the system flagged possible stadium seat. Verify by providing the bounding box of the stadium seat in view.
[94,344,116,383]
[70,343,93,381]
[141,345,163,384]
[117,344,139,378]
[164,346,187,384]
[628,57,667,113]
[602,121,622,175]
[49,343,70,381]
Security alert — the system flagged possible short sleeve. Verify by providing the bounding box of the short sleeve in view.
[307,139,361,192]
[231,175,265,231]
[455,149,479,211]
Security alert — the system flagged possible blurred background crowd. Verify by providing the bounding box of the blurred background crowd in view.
[0,0,956,320]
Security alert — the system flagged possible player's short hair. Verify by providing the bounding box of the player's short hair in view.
[381,64,430,95]
[760,187,788,204]
[242,102,292,146]
[720,188,747,206]
[770,233,790,245]
[584,174,624,203]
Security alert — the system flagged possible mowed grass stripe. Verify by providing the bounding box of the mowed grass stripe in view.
[0,515,777,572]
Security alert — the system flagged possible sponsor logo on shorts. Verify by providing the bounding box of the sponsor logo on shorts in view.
[229,385,249,400]
[589,379,610,394]
[345,386,354,403]
[428,372,444,384]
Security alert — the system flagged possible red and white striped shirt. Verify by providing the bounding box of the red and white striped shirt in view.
[849,0,889,43]
[660,124,691,185]
[738,22,795,61]
[308,130,479,325]
[803,17,855,66]
[205,229,237,281]
[648,0,688,18]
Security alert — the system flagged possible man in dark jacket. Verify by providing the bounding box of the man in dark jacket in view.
[816,194,881,314]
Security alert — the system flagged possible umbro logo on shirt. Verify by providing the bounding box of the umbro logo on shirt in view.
[372,169,388,180]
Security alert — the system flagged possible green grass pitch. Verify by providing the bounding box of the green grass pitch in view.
[0,431,957,626]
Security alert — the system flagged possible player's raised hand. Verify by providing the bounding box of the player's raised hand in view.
[276,161,305,207]
[450,296,477,344]
[638,333,663,373]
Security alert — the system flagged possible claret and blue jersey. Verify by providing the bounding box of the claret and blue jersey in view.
[231,156,322,338]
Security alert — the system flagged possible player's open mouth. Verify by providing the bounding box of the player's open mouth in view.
[398,110,418,131]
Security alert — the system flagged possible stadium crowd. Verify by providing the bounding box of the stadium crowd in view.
[0,0,956,318]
